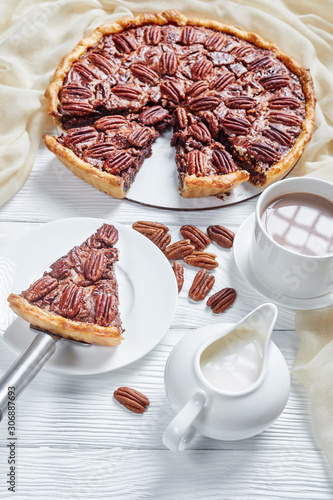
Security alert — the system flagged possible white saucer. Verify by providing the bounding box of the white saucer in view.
[233,213,333,310]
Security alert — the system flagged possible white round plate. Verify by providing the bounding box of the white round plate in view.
[233,213,333,310]
[0,218,178,375]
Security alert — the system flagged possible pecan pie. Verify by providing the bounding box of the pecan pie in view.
[44,10,315,198]
[7,224,123,346]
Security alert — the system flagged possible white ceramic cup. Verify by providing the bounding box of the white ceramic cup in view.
[249,177,333,299]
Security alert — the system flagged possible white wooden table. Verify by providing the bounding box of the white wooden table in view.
[1,139,333,499]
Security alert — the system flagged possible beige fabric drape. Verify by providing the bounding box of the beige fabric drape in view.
[1,0,333,470]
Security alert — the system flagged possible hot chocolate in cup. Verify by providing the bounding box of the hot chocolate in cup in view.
[249,177,333,299]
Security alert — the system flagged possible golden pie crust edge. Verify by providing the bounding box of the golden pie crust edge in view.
[44,9,316,195]
[8,293,123,346]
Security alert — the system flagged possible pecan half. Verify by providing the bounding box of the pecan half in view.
[205,32,225,51]
[180,26,198,45]
[210,72,235,91]
[268,111,302,127]
[131,64,159,85]
[175,107,188,129]
[132,221,169,237]
[262,124,293,146]
[63,127,98,148]
[268,97,300,109]
[114,387,150,413]
[164,240,195,260]
[160,52,177,76]
[173,261,184,293]
[128,127,153,148]
[188,95,220,112]
[191,58,213,80]
[94,115,127,131]
[73,63,99,81]
[95,292,116,326]
[180,225,211,250]
[84,250,107,281]
[260,74,289,91]
[83,143,115,159]
[222,115,250,135]
[207,287,236,313]
[248,56,273,70]
[88,53,116,74]
[112,85,142,100]
[103,151,133,175]
[225,96,256,110]
[212,150,237,174]
[60,85,93,101]
[188,122,211,143]
[150,230,172,251]
[69,246,84,274]
[186,150,207,176]
[160,80,184,103]
[50,257,71,280]
[183,251,218,269]
[144,25,161,45]
[189,269,215,301]
[186,81,209,97]
[139,106,170,125]
[60,102,95,116]
[113,34,138,53]
[207,225,235,248]
[248,142,279,163]
[24,276,58,302]
[232,44,254,59]
[96,224,118,246]
[59,284,84,318]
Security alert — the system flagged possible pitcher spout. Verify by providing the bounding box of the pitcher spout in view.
[239,303,278,354]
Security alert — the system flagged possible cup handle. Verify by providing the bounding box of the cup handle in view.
[162,390,207,452]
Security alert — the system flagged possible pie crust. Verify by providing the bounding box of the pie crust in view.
[44,9,315,199]
[7,224,124,346]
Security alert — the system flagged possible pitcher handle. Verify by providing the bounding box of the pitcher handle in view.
[162,390,206,452]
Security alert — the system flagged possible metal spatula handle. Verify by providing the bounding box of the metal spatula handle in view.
[0,333,58,422]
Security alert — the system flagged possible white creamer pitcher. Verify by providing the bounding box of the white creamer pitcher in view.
[163,303,290,452]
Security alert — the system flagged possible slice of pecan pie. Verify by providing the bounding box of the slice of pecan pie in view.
[7,224,123,346]
[44,10,315,198]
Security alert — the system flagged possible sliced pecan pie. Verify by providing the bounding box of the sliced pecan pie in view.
[7,224,123,346]
[44,10,315,198]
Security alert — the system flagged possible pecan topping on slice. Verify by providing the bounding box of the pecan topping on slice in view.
[180,26,198,45]
[189,269,215,301]
[212,150,237,174]
[225,96,256,110]
[73,62,99,81]
[60,85,93,101]
[262,124,293,146]
[113,34,138,53]
[50,257,71,280]
[94,115,127,131]
[207,225,235,248]
[160,80,184,103]
[210,72,235,91]
[96,224,119,246]
[132,221,169,236]
[60,102,95,116]
[189,96,220,112]
[268,111,302,127]
[64,127,98,148]
[88,53,116,74]
[205,112,220,138]
[186,81,209,98]
[144,25,161,45]
[84,250,107,281]
[260,74,289,91]
[139,106,170,125]
[191,58,213,80]
[186,150,207,176]
[114,387,150,414]
[248,142,279,163]
[95,292,116,326]
[24,276,58,302]
[173,261,184,293]
[112,85,142,100]
[160,52,177,76]
[268,97,300,109]
[83,143,115,159]
[188,122,211,143]
[175,107,188,129]
[222,115,250,135]
[207,287,236,313]
[247,56,273,70]
[180,225,211,250]
[164,240,195,260]
[69,246,84,274]
[128,127,154,148]
[205,32,225,51]
[184,251,218,269]
[59,284,84,318]
[104,151,134,175]
[131,63,159,85]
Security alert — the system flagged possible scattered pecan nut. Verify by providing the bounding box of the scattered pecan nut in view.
[180,225,211,250]
[114,387,150,414]
[150,230,172,252]
[183,251,218,269]
[207,288,236,313]
[164,240,195,260]
[173,261,184,293]
[132,221,169,236]
[189,269,215,301]
[207,225,235,248]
